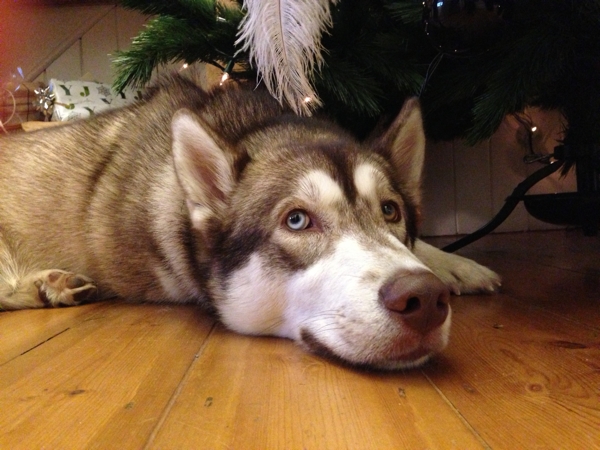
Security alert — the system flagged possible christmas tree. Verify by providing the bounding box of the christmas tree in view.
[113,0,600,146]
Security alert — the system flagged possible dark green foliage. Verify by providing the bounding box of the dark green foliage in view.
[114,0,600,150]
[113,0,243,92]
[315,0,431,135]
[414,0,600,148]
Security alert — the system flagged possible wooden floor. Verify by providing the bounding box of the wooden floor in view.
[1,230,599,449]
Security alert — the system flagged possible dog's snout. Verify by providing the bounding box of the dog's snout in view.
[379,271,450,333]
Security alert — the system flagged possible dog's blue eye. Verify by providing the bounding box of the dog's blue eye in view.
[286,210,311,231]
[381,201,401,222]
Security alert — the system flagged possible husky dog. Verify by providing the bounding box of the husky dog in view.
[0,76,500,369]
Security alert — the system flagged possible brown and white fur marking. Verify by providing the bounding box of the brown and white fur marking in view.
[0,76,500,370]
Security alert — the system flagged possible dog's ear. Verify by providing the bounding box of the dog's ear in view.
[172,109,235,227]
[370,97,425,201]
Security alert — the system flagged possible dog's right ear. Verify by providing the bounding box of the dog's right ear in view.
[370,98,426,203]
[171,109,235,228]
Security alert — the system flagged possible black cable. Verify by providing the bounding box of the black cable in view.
[443,159,565,253]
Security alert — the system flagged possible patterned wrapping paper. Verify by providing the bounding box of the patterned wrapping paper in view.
[50,79,143,122]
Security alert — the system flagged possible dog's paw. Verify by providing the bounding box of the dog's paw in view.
[33,270,98,307]
[431,253,501,295]
[414,240,501,296]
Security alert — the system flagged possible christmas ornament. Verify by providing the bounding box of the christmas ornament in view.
[34,86,55,120]
[423,0,513,54]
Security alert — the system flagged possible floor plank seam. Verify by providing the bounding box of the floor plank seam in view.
[143,321,218,449]
[1,328,71,367]
[421,370,493,450]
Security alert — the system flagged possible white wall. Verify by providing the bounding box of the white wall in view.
[2,4,577,237]
[420,109,577,236]
[1,4,148,84]
[38,6,149,84]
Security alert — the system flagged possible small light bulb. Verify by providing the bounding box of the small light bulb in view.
[303,96,312,103]
[220,72,230,85]
[182,63,189,70]
[531,126,537,132]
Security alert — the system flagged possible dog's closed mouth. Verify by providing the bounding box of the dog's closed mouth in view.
[299,328,438,370]
[300,328,342,363]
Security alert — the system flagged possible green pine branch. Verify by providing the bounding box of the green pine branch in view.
[317,55,385,118]
[120,0,240,28]
[113,0,242,92]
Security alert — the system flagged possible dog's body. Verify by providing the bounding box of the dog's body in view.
[0,76,499,369]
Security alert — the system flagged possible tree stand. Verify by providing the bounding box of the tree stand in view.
[443,144,600,253]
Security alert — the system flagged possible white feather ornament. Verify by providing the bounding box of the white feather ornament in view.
[236,0,336,115]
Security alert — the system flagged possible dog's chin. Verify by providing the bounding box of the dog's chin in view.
[299,329,443,371]
[375,352,433,371]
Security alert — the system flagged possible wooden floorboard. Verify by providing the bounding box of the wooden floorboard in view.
[423,294,600,449]
[0,230,598,448]
[147,325,484,449]
[0,302,106,365]
[425,229,600,449]
[0,303,215,449]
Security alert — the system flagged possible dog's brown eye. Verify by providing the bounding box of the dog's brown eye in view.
[286,210,311,231]
[381,201,401,222]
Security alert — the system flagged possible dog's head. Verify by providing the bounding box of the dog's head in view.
[171,94,450,370]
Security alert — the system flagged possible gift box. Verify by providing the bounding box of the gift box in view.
[0,81,44,131]
[50,79,144,122]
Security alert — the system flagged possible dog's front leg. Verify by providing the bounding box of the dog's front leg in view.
[413,239,501,295]
[0,230,97,310]
[0,268,98,310]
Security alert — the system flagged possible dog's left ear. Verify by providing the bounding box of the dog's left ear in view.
[171,109,236,228]
[370,97,425,201]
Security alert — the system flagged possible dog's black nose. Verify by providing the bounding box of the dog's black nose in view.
[379,271,450,334]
